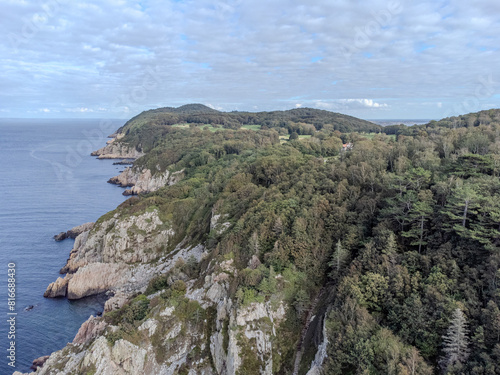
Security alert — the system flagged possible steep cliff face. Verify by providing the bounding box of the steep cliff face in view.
[29,256,292,375]
[45,209,176,300]
[91,139,144,159]
[108,167,184,195]
[28,126,339,375]
[31,198,330,375]
[305,315,329,375]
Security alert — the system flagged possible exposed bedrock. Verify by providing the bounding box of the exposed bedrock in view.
[91,140,144,160]
[54,222,94,241]
[108,167,184,196]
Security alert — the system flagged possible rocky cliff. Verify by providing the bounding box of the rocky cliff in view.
[24,254,295,375]
[91,137,144,159]
[32,202,327,375]
[24,128,332,375]
[108,167,184,196]
[45,209,178,300]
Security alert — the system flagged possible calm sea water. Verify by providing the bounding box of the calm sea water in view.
[369,119,432,126]
[0,119,128,374]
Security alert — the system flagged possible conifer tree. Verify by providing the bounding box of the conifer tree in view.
[442,182,480,236]
[329,240,349,278]
[402,190,433,253]
[440,308,470,373]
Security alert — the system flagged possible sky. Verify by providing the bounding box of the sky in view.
[1,0,500,120]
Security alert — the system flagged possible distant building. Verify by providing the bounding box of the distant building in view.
[342,142,353,151]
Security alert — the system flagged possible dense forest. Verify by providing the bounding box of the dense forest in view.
[382,109,500,137]
[100,106,500,374]
[117,104,382,140]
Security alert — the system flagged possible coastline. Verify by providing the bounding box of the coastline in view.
[15,119,330,374]
[23,132,193,373]
[0,119,134,375]
[21,134,142,373]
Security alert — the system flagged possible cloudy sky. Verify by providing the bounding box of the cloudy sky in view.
[1,0,499,120]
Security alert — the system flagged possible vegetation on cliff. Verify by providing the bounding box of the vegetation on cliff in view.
[40,107,500,374]
[121,109,500,373]
[382,108,500,137]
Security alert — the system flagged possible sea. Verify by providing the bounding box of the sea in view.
[0,118,128,374]
[368,119,433,126]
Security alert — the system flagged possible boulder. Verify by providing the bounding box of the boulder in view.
[30,355,50,370]
[54,232,67,241]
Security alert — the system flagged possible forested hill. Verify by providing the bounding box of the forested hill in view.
[82,107,500,375]
[117,103,381,136]
[39,108,500,373]
[383,108,500,136]
[426,108,500,129]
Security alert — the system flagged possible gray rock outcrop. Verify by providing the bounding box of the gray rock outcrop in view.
[54,222,94,241]
[91,139,144,159]
[73,315,107,345]
[46,209,177,300]
[30,355,50,371]
[43,276,71,298]
[35,253,288,375]
[108,167,184,196]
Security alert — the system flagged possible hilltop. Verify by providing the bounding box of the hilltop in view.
[118,103,381,135]
[382,108,500,136]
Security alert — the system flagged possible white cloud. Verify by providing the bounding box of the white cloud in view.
[65,107,94,113]
[313,99,388,111]
[205,103,224,111]
[0,0,499,119]
[340,99,389,108]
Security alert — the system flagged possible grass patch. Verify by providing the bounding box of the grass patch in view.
[279,135,290,144]
[241,125,261,131]
[172,123,261,132]
[199,124,222,132]
[171,123,223,132]
[360,132,396,141]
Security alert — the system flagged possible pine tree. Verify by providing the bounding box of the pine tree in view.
[381,231,398,275]
[401,190,434,253]
[442,182,480,234]
[328,240,349,278]
[440,308,470,373]
[273,217,283,236]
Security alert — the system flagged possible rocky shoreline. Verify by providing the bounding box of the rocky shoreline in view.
[90,136,144,160]
[44,136,179,301]
[16,135,314,375]
[107,167,184,196]
[53,222,94,241]
[20,137,166,372]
